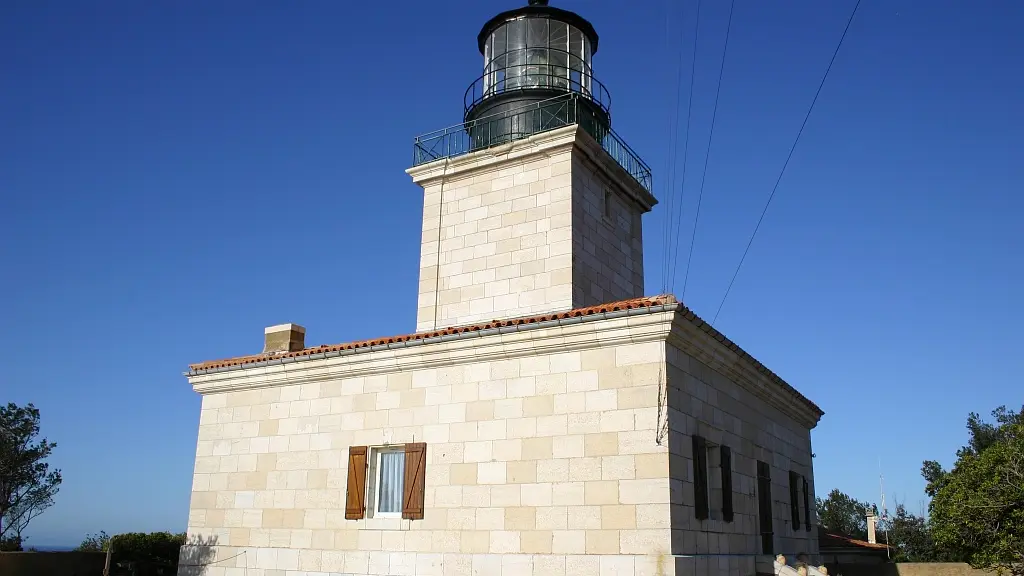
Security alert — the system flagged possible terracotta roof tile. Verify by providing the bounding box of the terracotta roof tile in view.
[820,531,891,551]
[186,294,824,418]
[188,295,674,371]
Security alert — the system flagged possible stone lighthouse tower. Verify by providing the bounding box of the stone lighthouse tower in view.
[180,3,824,575]
[408,0,657,331]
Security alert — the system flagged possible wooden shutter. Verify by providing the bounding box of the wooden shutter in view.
[803,476,811,530]
[789,470,801,529]
[757,460,774,555]
[721,445,734,522]
[345,446,368,520]
[402,442,427,520]
[692,435,709,520]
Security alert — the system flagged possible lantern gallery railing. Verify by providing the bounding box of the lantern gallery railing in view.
[464,53,612,117]
[412,93,652,193]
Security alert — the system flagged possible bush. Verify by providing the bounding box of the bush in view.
[75,531,186,576]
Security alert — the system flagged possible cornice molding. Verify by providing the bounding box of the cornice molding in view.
[187,306,821,430]
[188,310,673,395]
[406,125,579,186]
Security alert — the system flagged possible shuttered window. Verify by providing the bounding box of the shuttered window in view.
[345,443,428,521]
[803,476,811,531]
[402,442,427,520]
[345,446,368,520]
[721,445,734,522]
[693,435,709,520]
[757,460,773,555]
[789,470,801,530]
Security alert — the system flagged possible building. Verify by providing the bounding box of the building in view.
[179,2,824,575]
[818,527,892,574]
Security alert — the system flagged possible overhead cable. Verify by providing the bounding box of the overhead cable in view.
[712,0,863,324]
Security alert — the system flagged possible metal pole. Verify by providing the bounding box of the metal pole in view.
[102,535,116,576]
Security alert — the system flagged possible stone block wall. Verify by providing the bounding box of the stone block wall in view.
[414,146,576,332]
[182,339,674,576]
[665,341,819,576]
[411,128,652,332]
[570,151,645,309]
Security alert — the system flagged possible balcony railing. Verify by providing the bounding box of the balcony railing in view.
[412,93,651,193]
[464,54,612,119]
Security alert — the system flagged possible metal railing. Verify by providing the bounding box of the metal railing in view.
[413,93,651,192]
[465,50,612,117]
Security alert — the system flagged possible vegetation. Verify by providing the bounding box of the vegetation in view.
[821,405,1024,573]
[76,530,112,552]
[924,405,1023,575]
[0,402,61,546]
[76,532,187,576]
[816,488,874,541]
[880,503,943,562]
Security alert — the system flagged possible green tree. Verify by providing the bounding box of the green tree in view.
[879,503,940,562]
[0,402,62,541]
[815,488,874,540]
[0,535,22,551]
[76,530,111,552]
[924,405,1024,574]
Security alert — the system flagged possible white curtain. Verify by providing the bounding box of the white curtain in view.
[378,451,404,514]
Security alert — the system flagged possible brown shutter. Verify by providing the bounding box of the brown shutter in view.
[692,435,709,520]
[803,476,811,530]
[402,442,427,520]
[789,470,801,529]
[721,445,734,522]
[345,446,368,520]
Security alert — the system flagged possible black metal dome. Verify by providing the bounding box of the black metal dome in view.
[464,0,610,150]
[476,0,599,56]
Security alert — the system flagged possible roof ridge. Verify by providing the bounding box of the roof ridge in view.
[188,295,677,371]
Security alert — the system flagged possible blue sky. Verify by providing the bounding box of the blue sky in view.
[1,0,1021,545]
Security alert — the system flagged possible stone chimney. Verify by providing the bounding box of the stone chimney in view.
[866,507,877,544]
[263,323,305,354]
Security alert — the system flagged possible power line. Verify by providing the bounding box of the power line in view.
[659,0,687,294]
[712,0,863,324]
[680,0,735,301]
[665,0,703,293]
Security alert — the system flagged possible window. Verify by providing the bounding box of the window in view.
[721,445,734,523]
[789,470,802,530]
[603,189,613,220]
[369,448,405,517]
[757,460,774,554]
[692,436,735,522]
[692,435,709,520]
[803,476,812,531]
[345,443,426,521]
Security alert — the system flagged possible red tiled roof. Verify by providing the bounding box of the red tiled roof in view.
[820,531,891,551]
[188,295,675,371]
[186,294,825,418]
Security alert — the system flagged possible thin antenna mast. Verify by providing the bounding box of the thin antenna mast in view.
[879,458,891,559]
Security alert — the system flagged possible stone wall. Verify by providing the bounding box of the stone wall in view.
[570,146,645,309]
[183,336,673,576]
[664,336,819,575]
[413,144,575,332]
[0,551,106,576]
[410,127,653,332]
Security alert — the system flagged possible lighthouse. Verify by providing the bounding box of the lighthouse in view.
[409,0,657,332]
[180,3,825,575]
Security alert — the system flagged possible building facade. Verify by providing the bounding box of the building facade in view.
[179,3,823,575]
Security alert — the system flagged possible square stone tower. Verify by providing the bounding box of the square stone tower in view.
[408,126,657,331]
